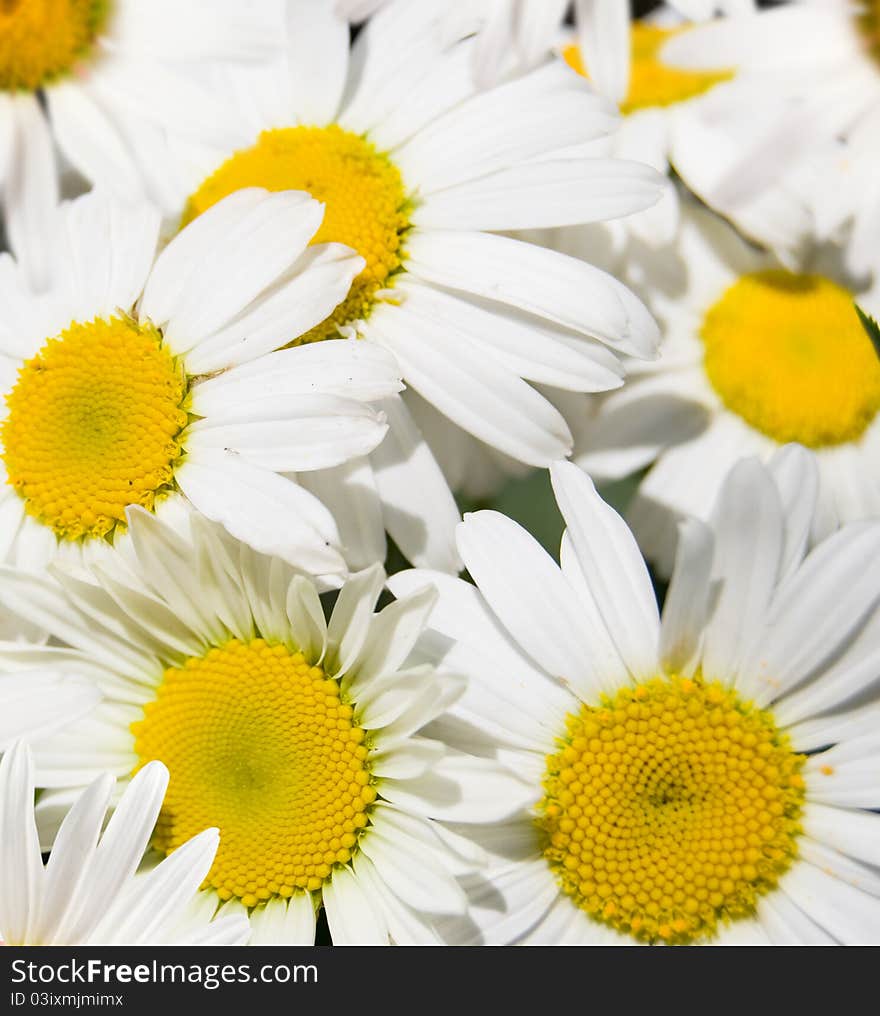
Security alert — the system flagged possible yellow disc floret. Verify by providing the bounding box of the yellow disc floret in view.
[182,125,411,343]
[2,315,188,541]
[131,638,376,909]
[702,270,880,447]
[0,0,109,92]
[563,24,733,114]
[538,675,805,944]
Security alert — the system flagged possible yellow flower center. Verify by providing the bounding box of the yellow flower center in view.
[183,125,411,344]
[1,316,188,541]
[131,638,376,909]
[0,0,109,92]
[563,24,733,114]
[702,270,880,447]
[858,0,880,68]
[538,676,805,945]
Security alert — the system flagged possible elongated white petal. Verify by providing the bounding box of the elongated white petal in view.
[175,450,345,575]
[323,865,389,945]
[0,742,44,944]
[405,230,659,358]
[551,462,660,679]
[660,519,714,678]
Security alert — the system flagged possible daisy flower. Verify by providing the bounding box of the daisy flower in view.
[0,742,250,945]
[663,0,880,275]
[0,186,403,577]
[571,202,880,577]
[165,0,663,571]
[0,509,530,944]
[390,455,880,945]
[0,0,283,289]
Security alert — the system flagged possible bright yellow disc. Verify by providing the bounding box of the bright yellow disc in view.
[563,24,733,115]
[183,125,411,343]
[2,315,188,541]
[538,676,805,944]
[131,638,377,909]
[702,270,880,447]
[0,0,109,92]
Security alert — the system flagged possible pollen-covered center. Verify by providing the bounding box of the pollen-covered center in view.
[858,0,880,69]
[538,676,805,945]
[131,638,376,909]
[702,270,880,447]
[2,316,188,541]
[182,125,411,344]
[0,0,109,92]
[563,24,733,114]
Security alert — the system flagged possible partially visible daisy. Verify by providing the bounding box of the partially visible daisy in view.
[571,202,880,576]
[167,0,663,571]
[663,0,880,275]
[0,0,284,288]
[0,742,249,945]
[0,509,530,944]
[0,186,402,577]
[391,455,880,945]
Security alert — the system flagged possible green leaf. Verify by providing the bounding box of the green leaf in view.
[855,303,880,360]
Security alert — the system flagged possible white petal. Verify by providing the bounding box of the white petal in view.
[456,510,605,695]
[50,190,160,322]
[368,299,572,467]
[358,825,467,916]
[414,158,662,232]
[550,461,660,678]
[175,450,345,575]
[5,96,57,291]
[285,575,328,663]
[660,519,714,677]
[368,394,461,572]
[702,458,784,693]
[140,189,323,349]
[187,394,388,472]
[405,230,659,358]
[0,673,101,751]
[323,563,385,678]
[181,243,364,373]
[190,341,402,416]
[249,893,316,945]
[744,522,880,708]
[323,865,390,945]
[299,457,387,571]
[575,0,631,104]
[286,0,350,124]
[780,861,880,946]
[0,742,43,944]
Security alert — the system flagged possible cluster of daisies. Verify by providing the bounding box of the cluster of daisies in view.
[0,0,877,948]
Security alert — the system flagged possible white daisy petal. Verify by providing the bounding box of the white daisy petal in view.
[702,458,784,692]
[456,510,601,694]
[140,189,323,348]
[322,864,390,946]
[405,230,659,358]
[575,0,631,104]
[550,461,660,679]
[249,893,316,946]
[660,518,714,678]
[743,522,880,708]
[368,299,572,467]
[191,341,402,416]
[5,96,57,291]
[0,742,44,944]
[285,0,350,125]
[187,394,388,472]
[780,862,880,946]
[368,394,462,573]
[175,449,346,575]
